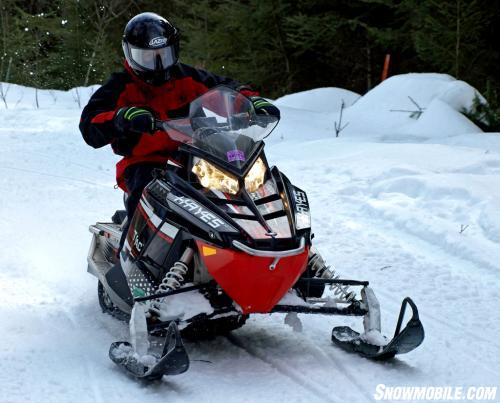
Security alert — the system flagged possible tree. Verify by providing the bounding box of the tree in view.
[401,0,488,81]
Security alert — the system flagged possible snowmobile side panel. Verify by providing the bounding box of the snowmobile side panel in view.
[125,200,177,260]
[109,322,189,381]
[196,240,309,314]
[331,297,424,360]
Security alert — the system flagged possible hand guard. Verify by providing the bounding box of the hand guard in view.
[250,97,280,119]
[114,107,155,138]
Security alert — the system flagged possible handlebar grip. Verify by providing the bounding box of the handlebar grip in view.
[154,119,164,132]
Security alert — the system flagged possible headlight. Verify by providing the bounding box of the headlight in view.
[245,157,266,193]
[192,158,239,195]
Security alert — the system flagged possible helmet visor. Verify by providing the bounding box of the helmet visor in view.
[129,45,177,71]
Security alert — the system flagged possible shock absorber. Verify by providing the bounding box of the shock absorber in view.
[156,247,195,294]
[150,247,195,317]
[308,247,355,302]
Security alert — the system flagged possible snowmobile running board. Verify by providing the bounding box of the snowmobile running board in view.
[109,322,189,381]
[331,297,424,360]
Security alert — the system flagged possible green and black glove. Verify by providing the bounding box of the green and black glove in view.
[113,107,155,138]
[250,96,280,119]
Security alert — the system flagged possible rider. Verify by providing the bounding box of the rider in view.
[79,12,280,241]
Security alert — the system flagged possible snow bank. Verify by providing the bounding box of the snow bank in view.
[407,98,481,137]
[274,73,484,142]
[349,73,480,114]
[274,87,360,113]
[0,82,98,110]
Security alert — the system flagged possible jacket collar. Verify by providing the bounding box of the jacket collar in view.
[123,60,175,91]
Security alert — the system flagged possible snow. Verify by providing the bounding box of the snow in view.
[1,73,500,402]
[360,330,387,347]
[275,87,360,113]
[0,82,99,109]
[156,288,215,323]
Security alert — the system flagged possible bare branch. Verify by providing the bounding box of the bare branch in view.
[334,100,349,137]
[459,224,469,234]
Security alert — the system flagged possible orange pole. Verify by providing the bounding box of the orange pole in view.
[381,54,391,81]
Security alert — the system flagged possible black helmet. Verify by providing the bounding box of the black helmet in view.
[122,12,180,85]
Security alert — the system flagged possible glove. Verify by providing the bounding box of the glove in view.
[113,107,155,138]
[250,96,280,119]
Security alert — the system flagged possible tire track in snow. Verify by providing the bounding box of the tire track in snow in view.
[344,213,500,377]
[375,288,500,379]
[0,165,110,187]
[377,282,500,353]
[305,342,374,403]
[317,190,500,381]
[59,307,105,403]
[21,149,114,178]
[331,191,500,354]
[226,334,339,403]
[359,220,500,354]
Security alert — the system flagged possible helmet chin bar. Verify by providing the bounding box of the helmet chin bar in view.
[131,64,176,85]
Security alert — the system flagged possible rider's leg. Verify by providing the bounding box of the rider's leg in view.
[119,163,163,250]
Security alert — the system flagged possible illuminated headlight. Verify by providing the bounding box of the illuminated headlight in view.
[245,157,266,193]
[192,158,239,195]
[295,212,311,230]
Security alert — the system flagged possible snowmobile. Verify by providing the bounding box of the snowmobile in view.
[87,86,424,380]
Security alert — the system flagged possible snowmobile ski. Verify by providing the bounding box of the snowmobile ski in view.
[331,297,424,360]
[109,321,189,380]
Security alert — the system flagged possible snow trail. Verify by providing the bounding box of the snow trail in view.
[1,75,500,402]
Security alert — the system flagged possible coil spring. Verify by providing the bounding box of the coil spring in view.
[308,250,355,302]
[157,261,189,293]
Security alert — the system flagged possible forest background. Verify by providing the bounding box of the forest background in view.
[0,0,498,120]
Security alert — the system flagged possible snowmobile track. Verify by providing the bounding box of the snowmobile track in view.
[226,334,339,403]
[375,288,500,378]
[332,196,500,355]
[306,341,374,402]
[377,287,500,355]
[60,307,105,403]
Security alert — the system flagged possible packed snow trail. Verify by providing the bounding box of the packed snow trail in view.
[1,74,500,402]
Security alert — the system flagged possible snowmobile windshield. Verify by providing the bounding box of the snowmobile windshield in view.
[161,86,279,170]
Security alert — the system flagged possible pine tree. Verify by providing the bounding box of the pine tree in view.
[401,0,488,81]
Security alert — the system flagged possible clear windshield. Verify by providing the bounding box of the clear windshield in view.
[161,86,278,170]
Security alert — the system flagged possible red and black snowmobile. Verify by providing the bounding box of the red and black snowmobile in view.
[87,86,424,380]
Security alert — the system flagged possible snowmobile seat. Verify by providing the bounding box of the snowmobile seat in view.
[111,210,127,225]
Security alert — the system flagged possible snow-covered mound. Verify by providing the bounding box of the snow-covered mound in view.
[1,74,500,402]
[343,73,483,138]
[0,82,98,109]
[273,73,484,143]
[351,73,480,114]
[274,87,360,113]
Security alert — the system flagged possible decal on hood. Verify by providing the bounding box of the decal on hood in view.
[227,150,245,162]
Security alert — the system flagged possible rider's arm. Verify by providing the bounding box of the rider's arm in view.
[79,72,130,148]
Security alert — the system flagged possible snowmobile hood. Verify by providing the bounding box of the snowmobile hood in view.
[196,240,309,314]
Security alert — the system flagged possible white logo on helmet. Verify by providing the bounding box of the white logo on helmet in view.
[149,37,167,47]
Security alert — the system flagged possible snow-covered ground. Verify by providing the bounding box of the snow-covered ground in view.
[1,74,500,402]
